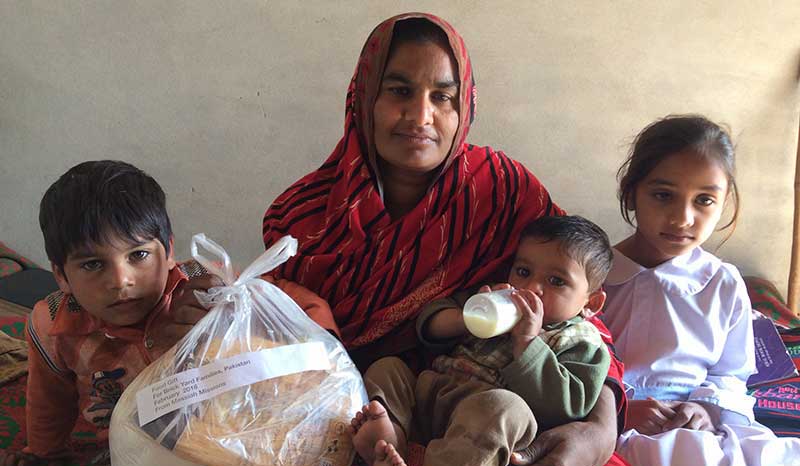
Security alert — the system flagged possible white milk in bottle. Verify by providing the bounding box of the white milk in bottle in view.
[462,289,521,338]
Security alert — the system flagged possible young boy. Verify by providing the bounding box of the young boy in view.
[0,161,191,466]
[350,215,614,466]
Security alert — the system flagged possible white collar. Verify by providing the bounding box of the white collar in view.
[605,247,721,296]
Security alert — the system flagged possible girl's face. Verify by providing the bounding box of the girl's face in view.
[373,40,460,178]
[629,150,729,267]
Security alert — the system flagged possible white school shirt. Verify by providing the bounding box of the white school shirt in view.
[602,247,756,421]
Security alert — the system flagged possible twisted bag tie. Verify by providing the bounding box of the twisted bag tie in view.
[189,233,297,309]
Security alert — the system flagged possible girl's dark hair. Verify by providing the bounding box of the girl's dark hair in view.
[39,160,172,269]
[617,114,740,233]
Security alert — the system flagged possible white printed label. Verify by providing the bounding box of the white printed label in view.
[136,342,331,426]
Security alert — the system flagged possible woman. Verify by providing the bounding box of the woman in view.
[259,13,629,466]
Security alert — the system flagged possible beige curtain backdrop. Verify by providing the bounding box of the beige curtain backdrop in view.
[1,1,799,298]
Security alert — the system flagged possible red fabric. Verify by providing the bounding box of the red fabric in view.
[606,453,632,466]
[263,275,340,339]
[0,316,104,465]
[589,313,628,433]
[0,376,104,465]
[0,241,40,279]
[745,276,799,328]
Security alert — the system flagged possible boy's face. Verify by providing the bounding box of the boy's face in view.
[508,237,605,325]
[53,236,175,327]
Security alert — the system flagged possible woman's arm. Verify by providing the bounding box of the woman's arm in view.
[510,385,618,466]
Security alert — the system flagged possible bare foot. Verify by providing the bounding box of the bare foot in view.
[374,440,406,466]
[350,401,400,465]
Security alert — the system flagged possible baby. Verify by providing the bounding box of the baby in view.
[351,215,614,466]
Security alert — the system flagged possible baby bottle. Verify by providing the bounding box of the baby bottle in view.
[462,289,521,339]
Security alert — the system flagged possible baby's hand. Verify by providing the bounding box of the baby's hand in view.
[510,289,544,358]
[625,398,677,435]
[478,283,513,293]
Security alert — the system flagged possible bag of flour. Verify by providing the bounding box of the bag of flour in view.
[110,234,366,466]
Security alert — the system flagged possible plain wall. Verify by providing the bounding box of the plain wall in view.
[2,1,799,298]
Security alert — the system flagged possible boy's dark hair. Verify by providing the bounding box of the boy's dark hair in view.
[520,215,613,291]
[39,160,172,270]
[617,114,739,232]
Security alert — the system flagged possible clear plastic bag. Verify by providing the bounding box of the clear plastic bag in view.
[110,234,367,466]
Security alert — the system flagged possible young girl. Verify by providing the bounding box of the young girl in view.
[601,115,800,466]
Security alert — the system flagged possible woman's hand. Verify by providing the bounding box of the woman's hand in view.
[510,386,617,466]
[659,401,717,432]
[625,397,676,435]
[170,274,222,324]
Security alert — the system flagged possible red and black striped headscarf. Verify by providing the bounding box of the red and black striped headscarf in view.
[262,12,561,359]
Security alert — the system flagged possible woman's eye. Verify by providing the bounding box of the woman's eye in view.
[515,267,530,278]
[80,260,103,272]
[130,250,150,262]
[652,191,671,201]
[548,276,566,287]
[388,87,410,97]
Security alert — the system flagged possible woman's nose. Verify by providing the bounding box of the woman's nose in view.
[404,93,435,126]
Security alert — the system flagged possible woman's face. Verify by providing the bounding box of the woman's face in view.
[373,40,460,177]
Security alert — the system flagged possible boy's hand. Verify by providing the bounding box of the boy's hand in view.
[171,275,222,324]
[625,398,677,435]
[660,401,717,432]
[510,289,544,358]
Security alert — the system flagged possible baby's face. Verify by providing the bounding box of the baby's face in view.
[507,237,593,325]
[53,235,175,326]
